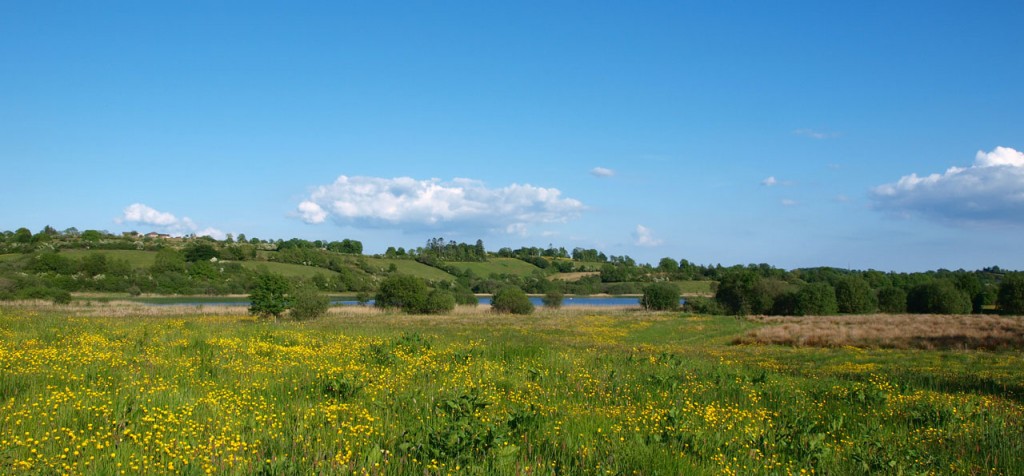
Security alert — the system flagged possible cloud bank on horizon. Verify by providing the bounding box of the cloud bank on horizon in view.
[297,176,585,234]
[871,147,1024,226]
[118,203,225,239]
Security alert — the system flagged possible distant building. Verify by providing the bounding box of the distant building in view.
[144,232,172,239]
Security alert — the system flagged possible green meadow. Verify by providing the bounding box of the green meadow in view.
[1,305,1021,475]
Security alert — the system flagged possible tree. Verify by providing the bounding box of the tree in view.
[422,289,456,314]
[184,242,219,262]
[877,286,907,313]
[907,280,971,314]
[715,272,773,315]
[491,286,533,314]
[998,274,1024,315]
[375,275,429,313]
[834,276,877,314]
[793,283,838,316]
[290,283,330,320]
[640,282,680,311]
[542,290,564,309]
[152,249,187,273]
[249,274,290,318]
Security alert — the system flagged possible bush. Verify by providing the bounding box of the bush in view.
[877,287,907,313]
[907,280,971,314]
[998,274,1024,315]
[541,290,564,309]
[51,289,72,305]
[793,283,838,316]
[375,275,429,313]
[491,286,534,314]
[835,276,877,314]
[682,295,723,315]
[249,274,291,318]
[422,289,456,314]
[452,286,479,306]
[290,284,330,320]
[640,282,680,311]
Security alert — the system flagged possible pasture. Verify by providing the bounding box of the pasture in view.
[0,305,1021,474]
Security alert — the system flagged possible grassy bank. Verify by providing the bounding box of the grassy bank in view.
[1,306,1021,474]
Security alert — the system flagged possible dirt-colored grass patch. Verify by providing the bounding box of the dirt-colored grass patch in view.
[735,314,1024,350]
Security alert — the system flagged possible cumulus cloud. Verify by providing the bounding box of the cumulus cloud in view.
[297,176,585,233]
[633,224,663,247]
[590,167,615,177]
[871,146,1024,226]
[761,176,778,186]
[118,203,225,239]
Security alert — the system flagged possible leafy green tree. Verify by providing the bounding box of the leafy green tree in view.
[152,249,186,273]
[290,283,330,320]
[375,275,429,313]
[715,272,773,315]
[249,274,291,318]
[542,290,564,309]
[834,276,877,314]
[184,242,219,262]
[907,280,971,314]
[13,227,32,243]
[793,283,838,316]
[491,286,533,314]
[422,289,456,314]
[79,253,108,277]
[640,282,680,311]
[877,286,907,313]
[80,230,103,242]
[998,274,1024,315]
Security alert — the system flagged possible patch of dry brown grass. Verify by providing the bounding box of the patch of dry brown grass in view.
[735,314,1024,350]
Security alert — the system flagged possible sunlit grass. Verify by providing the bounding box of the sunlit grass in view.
[1,304,1021,474]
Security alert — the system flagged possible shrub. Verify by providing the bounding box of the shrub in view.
[877,287,907,313]
[422,289,456,314]
[126,285,142,297]
[491,286,534,314]
[835,276,877,314]
[290,284,330,320]
[793,283,838,316]
[249,273,291,318]
[452,286,479,306]
[640,282,680,311]
[907,280,971,314]
[51,289,72,305]
[541,290,564,309]
[375,275,428,313]
[998,274,1024,315]
[682,295,724,315]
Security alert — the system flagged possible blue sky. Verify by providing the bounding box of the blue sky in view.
[2,1,1023,271]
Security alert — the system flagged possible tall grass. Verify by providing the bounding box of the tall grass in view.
[1,305,1021,474]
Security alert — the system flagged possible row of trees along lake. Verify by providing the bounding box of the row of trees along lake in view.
[1,226,1023,316]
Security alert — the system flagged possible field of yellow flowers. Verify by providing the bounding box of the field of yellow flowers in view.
[1,306,1022,475]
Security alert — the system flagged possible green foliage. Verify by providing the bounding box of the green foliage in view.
[541,290,564,309]
[451,285,479,306]
[375,275,429,313]
[248,274,291,318]
[491,286,534,314]
[793,282,839,316]
[682,295,725,315]
[715,272,774,315]
[835,276,878,314]
[289,284,330,321]
[184,242,219,262]
[422,289,456,314]
[640,282,680,311]
[877,287,908,313]
[998,274,1024,315]
[907,281,971,314]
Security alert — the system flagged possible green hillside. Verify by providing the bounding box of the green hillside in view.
[233,261,340,279]
[445,258,541,277]
[60,250,157,268]
[358,257,455,282]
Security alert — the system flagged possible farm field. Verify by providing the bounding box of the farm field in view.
[444,258,541,277]
[1,306,1022,475]
[357,257,455,282]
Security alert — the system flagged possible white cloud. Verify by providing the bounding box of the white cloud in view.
[118,203,225,239]
[793,128,838,139]
[590,167,615,177]
[633,224,663,247]
[761,176,778,186]
[297,176,585,231]
[781,199,798,206]
[871,146,1024,226]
